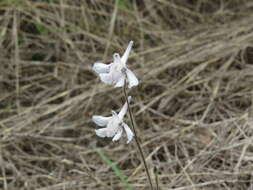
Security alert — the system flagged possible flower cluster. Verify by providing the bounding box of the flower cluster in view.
[92,41,138,143]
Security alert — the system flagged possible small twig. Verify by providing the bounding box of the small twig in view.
[123,84,154,190]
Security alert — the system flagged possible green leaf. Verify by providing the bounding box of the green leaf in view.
[35,23,50,35]
[117,0,127,9]
[95,149,133,190]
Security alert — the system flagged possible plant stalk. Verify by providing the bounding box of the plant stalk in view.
[123,84,154,190]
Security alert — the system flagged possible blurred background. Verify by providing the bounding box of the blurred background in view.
[1,0,253,189]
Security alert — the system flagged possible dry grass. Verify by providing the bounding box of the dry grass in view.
[1,0,253,189]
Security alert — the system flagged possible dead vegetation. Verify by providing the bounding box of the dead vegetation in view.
[1,0,253,189]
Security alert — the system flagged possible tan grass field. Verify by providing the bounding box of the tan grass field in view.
[1,0,253,189]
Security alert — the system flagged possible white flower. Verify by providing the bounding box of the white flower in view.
[92,96,134,143]
[93,41,139,88]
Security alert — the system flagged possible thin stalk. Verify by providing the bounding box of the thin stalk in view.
[155,167,159,190]
[123,84,154,190]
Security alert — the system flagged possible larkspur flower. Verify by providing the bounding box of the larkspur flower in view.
[93,41,139,88]
[92,96,134,143]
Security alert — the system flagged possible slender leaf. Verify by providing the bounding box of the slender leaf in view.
[96,149,133,190]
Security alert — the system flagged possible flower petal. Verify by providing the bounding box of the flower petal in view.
[114,75,125,88]
[112,128,123,142]
[99,73,113,84]
[111,110,120,123]
[122,123,134,144]
[92,115,111,126]
[126,69,139,88]
[118,96,131,120]
[111,110,118,117]
[113,53,122,64]
[95,128,108,138]
[121,41,133,66]
[93,62,110,74]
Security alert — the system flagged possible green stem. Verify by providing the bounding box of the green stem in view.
[123,84,154,190]
[155,167,159,190]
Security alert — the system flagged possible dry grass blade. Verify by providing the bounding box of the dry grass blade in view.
[1,0,253,189]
